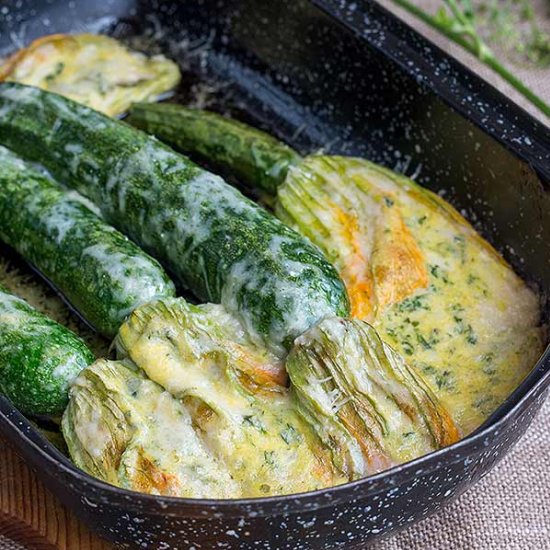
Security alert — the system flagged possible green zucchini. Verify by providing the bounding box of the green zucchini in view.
[0,83,349,354]
[0,146,176,337]
[128,103,301,195]
[0,284,94,415]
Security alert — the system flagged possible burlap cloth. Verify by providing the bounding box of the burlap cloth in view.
[371,1,550,548]
[0,2,549,549]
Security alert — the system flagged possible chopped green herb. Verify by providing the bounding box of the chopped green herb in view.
[474,394,496,412]
[280,424,301,445]
[416,334,432,350]
[264,450,276,466]
[416,329,440,350]
[45,62,65,82]
[453,315,478,344]
[422,365,437,376]
[435,370,454,391]
[242,414,267,433]
[401,340,415,356]
[482,353,496,375]
[397,295,431,313]
[422,364,456,392]
[430,264,450,284]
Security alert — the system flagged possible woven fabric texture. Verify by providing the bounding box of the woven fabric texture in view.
[0,535,27,550]
[370,399,550,549]
[380,0,550,127]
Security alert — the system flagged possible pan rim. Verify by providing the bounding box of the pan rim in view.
[1,346,548,518]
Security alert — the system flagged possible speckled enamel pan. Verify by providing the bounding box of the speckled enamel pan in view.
[1,0,549,548]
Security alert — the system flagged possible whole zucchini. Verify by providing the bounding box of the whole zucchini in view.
[0,146,176,337]
[0,284,94,416]
[0,83,349,353]
[127,103,299,196]
[128,103,300,195]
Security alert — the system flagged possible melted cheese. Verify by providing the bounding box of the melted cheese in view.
[64,359,238,498]
[115,298,344,497]
[0,33,180,116]
[61,299,346,497]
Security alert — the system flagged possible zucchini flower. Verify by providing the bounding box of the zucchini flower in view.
[63,358,239,498]
[287,317,459,479]
[126,105,543,434]
[63,298,459,497]
[63,298,345,498]
[277,155,543,433]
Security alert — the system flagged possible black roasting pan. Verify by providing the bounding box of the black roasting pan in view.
[0,1,549,548]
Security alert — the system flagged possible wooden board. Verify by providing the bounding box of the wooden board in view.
[0,439,113,550]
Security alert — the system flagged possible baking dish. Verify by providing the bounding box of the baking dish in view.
[0,0,549,548]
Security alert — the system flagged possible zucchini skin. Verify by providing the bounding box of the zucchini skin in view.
[0,84,349,353]
[128,103,300,196]
[0,285,94,416]
[0,146,176,337]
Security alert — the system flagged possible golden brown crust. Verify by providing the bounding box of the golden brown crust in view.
[132,453,183,496]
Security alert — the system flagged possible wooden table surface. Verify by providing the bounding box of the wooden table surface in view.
[0,442,112,550]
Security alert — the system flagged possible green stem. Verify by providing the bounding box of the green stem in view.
[391,0,550,118]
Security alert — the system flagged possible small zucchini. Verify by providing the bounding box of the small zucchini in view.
[128,103,301,195]
[0,84,349,354]
[0,146,176,337]
[0,284,94,416]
